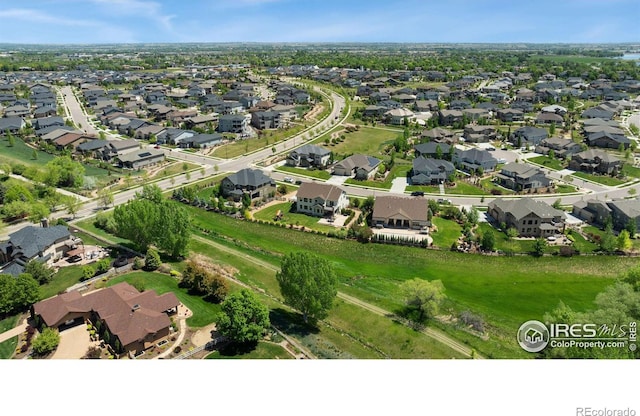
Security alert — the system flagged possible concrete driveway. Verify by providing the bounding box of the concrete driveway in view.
[51,324,95,359]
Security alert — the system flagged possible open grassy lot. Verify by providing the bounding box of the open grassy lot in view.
[323,125,402,157]
[430,216,463,248]
[252,201,339,233]
[555,184,578,194]
[205,341,293,359]
[276,165,331,180]
[573,171,627,186]
[528,155,565,171]
[212,123,311,159]
[0,136,55,167]
[186,206,636,357]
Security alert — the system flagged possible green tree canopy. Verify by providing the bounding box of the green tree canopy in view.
[276,251,338,324]
[32,327,60,356]
[216,289,270,345]
[399,278,446,322]
[24,260,54,284]
[0,273,40,315]
[44,156,85,188]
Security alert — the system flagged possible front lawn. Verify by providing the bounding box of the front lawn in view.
[205,341,293,359]
[276,165,331,180]
[573,171,627,186]
[622,164,640,179]
[528,155,565,171]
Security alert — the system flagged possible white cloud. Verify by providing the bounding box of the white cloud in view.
[89,0,175,31]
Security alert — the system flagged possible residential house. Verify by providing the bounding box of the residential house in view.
[371,196,429,229]
[414,142,451,159]
[155,128,194,145]
[184,114,219,130]
[411,157,455,185]
[439,109,464,126]
[462,108,490,121]
[569,149,623,175]
[536,112,564,125]
[420,127,457,143]
[134,124,165,140]
[0,116,25,133]
[116,148,165,170]
[178,133,223,149]
[384,108,415,125]
[52,132,94,151]
[573,198,640,232]
[463,125,497,143]
[0,225,78,276]
[510,126,548,147]
[495,163,553,192]
[217,114,249,133]
[286,144,331,168]
[607,198,640,231]
[295,182,348,217]
[534,137,583,159]
[488,198,565,237]
[220,168,275,202]
[453,148,498,173]
[332,154,381,180]
[101,139,140,160]
[581,107,614,120]
[31,281,179,358]
[586,131,631,149]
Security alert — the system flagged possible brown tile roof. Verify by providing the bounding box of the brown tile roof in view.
[33,282,179,347]
[372,196,428,222]
[53,132,94,147]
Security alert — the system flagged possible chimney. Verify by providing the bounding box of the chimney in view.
[41,218,49,228]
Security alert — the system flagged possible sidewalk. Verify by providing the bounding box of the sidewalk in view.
[0,316,29,344]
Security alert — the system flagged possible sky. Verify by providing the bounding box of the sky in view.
[0,0,638,44]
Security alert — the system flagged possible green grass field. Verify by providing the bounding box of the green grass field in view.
[205,341,294,359]
[622,164,640,179]
[276,165,331,180]
[322,125,402,157]
[573,171,627,186]
[252,201,339,233]
[528,155,565,171]
[430,216,463,248]
[185,206,637,357]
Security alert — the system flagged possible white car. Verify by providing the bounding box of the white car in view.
[283,177,293,183]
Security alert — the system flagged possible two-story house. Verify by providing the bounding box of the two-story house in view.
[295,182,348,218]
[286,144,331,168]
[220,168,275,202]
[411,157,455,185]
[495,163,552,193]
[488,198,565,237]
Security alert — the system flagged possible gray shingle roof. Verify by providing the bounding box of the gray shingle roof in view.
[6,225,70,260]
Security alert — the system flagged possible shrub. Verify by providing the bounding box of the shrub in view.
[144,247,161,271]
[170,270,181,277]
[32,328,60,356]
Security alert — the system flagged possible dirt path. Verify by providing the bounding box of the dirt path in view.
[191,234,481,359]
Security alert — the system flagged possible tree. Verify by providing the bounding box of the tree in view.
[32,327,60,356]
[24,260,54,284]
[179,255,228,302]
[216,289,270,345]
[144,247,161,271]
[97,187,114,208]
[43,156,85,188]
[617,230,632,252]
[481,230,496,251]
[533,238,547,257]
[552,199,562,209]
[63,196,82,219]
[135,184,163,204]
[276,252,338,324]
[399,278,446,323]
[506,227,519,240]
[625,219,637,239]
[599,227,617,253]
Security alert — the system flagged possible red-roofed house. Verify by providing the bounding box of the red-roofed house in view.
[31,282,180,358]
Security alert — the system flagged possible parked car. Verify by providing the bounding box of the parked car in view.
[284,177,293,183]
[437,198,451,204]
[411,191,425,196]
